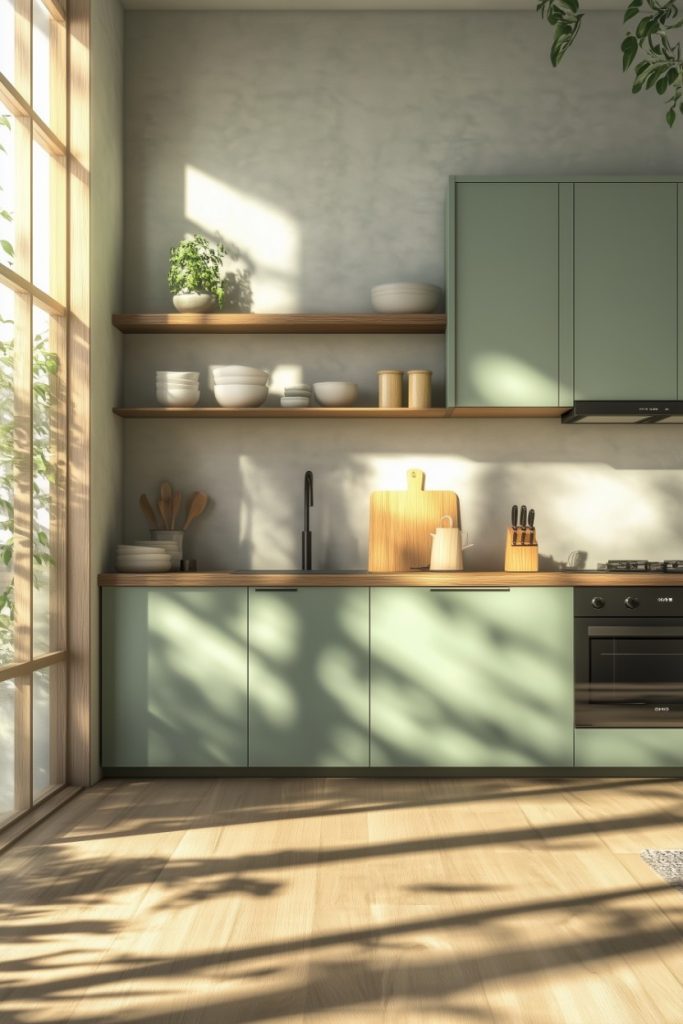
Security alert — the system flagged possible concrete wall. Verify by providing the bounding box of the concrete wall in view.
[91,0,124,776]
[121,11,683,572]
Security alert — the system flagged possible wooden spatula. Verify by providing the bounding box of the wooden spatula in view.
[139,494,158,529]
[183,491,208,530]
[158,481,173,529]
[170,491,182,530]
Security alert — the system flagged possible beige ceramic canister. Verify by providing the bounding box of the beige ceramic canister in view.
[377,370,403,408]
[407,369,432,409]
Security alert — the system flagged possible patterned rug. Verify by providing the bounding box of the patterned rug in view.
[641,849,683,892]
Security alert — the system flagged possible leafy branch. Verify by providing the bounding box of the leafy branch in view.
[537,0,683,125]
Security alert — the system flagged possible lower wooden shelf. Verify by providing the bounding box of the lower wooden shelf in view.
[113,406,569,419]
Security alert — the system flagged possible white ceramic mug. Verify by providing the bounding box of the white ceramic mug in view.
[429,516,472,571]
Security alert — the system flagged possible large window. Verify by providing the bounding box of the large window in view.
[0,0,67,825]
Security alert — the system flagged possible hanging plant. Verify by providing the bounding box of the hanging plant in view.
[537,0,683,126]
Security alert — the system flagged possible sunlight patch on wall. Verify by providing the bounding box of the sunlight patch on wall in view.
[185,166,300,313]
[469,352,557,405]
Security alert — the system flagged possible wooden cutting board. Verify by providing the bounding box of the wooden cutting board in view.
[368,468,460,572]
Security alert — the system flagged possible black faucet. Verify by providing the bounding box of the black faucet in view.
[302,470,314,571]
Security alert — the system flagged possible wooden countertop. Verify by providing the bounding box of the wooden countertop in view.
[97,571,683,587]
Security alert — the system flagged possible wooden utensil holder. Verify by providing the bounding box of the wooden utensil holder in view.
[504,527,539,572]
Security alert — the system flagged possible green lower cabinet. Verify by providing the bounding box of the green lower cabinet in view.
[248,587,370,767]
[101,587,248,768]
[575,730,683,768]
[370,587,573,767]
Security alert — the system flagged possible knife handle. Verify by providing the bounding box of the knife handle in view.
[527,508,535,546]
[519,505,527,543]
[511,504,518,545]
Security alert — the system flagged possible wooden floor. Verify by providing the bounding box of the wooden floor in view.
[1,778,683,1023]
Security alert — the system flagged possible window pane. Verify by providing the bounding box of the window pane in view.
[32,1,65,140]
[32,140,65,301]
[32,306,63,657]
[0,108,16,275]
[0,286,16,666]
[0,0,15,82]
[32,663,63,800]
[0,677,16,821]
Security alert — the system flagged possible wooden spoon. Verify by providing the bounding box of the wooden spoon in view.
[170,491,182,530]
[183,491,209,530]
[159,481,173,529]
[139,494,158,529]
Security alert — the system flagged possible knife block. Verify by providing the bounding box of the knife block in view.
[504,528,539,572]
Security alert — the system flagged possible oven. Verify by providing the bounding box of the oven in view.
[575,587,683,727]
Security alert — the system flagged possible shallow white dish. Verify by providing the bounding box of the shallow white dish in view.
[117,544,161,555]
[156,371,199,379]
[280,396,310,407]
[371,282,442,314]
[213,383,268,408]
[116,559,171,572]
[313,381,358,407]
[116,551,171,562]
[284,386,312,396]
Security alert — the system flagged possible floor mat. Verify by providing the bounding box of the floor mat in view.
[641,848,683,892]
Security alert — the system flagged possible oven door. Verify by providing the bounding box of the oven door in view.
[575,620,683,727]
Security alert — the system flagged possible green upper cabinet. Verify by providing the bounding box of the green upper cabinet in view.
[248,587,370,768]
[574,182,678,400]
[370,587,573,767]
[447,179,566,407]
[101,587,248,768]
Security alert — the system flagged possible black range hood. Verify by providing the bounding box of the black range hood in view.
[562,401,683,424]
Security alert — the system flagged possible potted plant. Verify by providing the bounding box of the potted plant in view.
[168,234,226,313]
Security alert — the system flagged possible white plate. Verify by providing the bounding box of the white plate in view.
[117,545,161,555]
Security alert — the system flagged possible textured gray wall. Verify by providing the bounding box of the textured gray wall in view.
[121,11,683,571]
[92,0,124,774]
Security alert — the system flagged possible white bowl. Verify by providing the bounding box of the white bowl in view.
[281,396,310,407]
[156,370,199,378]
[371,282,442,313]
[212,374,269,385]
[116,556,171,570]
[156,386,200,408]
[209,365,269,386]
[284,386,312,396]
[214,383,268,408]
[313,381,358,407]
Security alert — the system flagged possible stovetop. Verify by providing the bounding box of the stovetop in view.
[594,560,683,573]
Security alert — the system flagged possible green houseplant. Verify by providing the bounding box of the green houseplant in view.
[168,234,226,312]
[538,0,683,126]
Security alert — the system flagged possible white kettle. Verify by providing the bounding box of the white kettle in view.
[429,515,472,571]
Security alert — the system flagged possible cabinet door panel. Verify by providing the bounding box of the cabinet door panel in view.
[249,588,369,767]
[574,182,677,400]
[454,182,560,406]
[575,729,683,768]
[370,588,573,767]
[102,588,248,767]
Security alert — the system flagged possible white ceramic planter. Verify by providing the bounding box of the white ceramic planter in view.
[172,292,217,313]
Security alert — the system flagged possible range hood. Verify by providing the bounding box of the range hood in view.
[562,401,683,424]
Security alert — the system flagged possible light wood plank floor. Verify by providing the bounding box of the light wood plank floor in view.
[1,777,682,1023]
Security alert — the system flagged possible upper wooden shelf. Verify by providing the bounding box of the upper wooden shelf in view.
[112,313,447,334]
[113,406,567,419]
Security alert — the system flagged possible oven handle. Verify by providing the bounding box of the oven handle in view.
[587,626,683,637]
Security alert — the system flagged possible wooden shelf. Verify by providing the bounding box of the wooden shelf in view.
[112,312,447,334]
[114,406,450,419]
[113,406,568,419]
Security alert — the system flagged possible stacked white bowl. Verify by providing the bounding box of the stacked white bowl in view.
[281,384,312,408]
[210,365,269,408]
[116,544,172,573]
[370,282,442,313]
[156,371,200,407]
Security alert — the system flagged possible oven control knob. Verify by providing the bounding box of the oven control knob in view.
[625,596,640,610]
[591,596,605,609]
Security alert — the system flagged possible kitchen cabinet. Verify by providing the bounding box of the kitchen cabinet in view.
[447,179,571,408]
[574,182,678,401]
[248,587,369,767]
[575,729,683,768]
[101,587,248,768]
[370,587,573,767]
